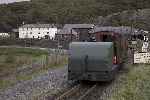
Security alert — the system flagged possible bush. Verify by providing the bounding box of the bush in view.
[0,47,48,56]
[111,64,150,100]
[5,55,15,63]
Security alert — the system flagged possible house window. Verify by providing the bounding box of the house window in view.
[33,36,34,38]
[38,36,40,38]
[27,28,28,30]
[39,28,40,30]
[31,28,32,30]
[47,32,49,34]
[38,33,40,34]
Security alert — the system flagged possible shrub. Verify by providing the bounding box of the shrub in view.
[5,55,15,63]
[111,64,150,100]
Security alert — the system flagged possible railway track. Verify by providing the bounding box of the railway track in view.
[47,63,129,100]
[55,83,98,100]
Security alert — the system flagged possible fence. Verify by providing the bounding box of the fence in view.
[16,49,68,76]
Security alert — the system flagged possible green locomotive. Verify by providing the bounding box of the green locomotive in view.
[68,32,128,81]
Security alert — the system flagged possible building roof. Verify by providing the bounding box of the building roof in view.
[63,24,94,29]
[59,28,77,35]
[91,26,141,35]
[58,24,94,35]
[12,29,19,33]
[20,24,57,28]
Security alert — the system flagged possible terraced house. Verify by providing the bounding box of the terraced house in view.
[19,24,58,39]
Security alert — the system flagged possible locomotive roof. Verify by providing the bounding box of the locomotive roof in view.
[70,42,113,61]
[71,42,113,46]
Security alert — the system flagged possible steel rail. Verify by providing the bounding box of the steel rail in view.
[55,83,97,100]
[78,84,97,100]
[55,84,81,100]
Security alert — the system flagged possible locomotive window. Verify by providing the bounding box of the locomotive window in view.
[101,34,117,56]
[102,35,113,42]
[113,42,117,56]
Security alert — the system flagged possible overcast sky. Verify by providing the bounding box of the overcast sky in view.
[0,0,30,4]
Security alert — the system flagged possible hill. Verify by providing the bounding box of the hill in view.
[96,9,150,31]
[1,0,150,31]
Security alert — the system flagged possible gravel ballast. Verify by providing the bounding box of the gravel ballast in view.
[0,66,68,100]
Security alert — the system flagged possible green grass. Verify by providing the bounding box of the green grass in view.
[0,80,15,89]
[0,47,49,76]
[0,47,48,56]
[0,47,68,90]
[111,64,150,100]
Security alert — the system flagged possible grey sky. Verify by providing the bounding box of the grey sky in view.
[0,0,30,4]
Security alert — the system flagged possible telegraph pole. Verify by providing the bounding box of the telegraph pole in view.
[71,28,73,42]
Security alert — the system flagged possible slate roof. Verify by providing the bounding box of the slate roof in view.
[91,26,141,35]
[12,29,19,33]
[59,28,77,35]
[20,24,56,28]
[63,24,94,29]
[58,24,94,35]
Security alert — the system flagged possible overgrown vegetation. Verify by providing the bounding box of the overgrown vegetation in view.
[1,0,150,32]
[0,47,68,89]
[0,47,48,56]
[110,64,150,100]
[0,39,58,48]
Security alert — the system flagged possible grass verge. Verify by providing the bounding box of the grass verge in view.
[111,64,150,100]
[0,47,68,90]
[0,47,48,56]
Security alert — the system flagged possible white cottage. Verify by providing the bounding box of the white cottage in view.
[19,24,57,39]
[0,33,10,38]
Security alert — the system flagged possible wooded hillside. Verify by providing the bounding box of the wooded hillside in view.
[1,0,150,31]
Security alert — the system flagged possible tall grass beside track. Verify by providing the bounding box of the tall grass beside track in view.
[0,47,48,56]
[0,47,68,89]
[111,64,150,100]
